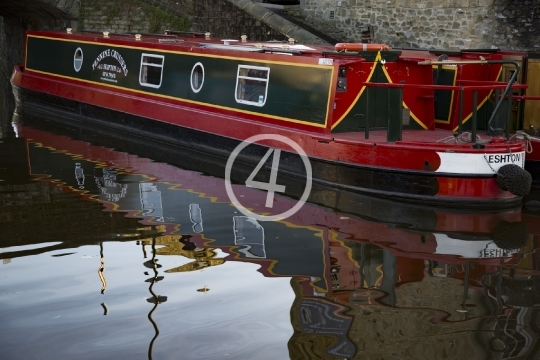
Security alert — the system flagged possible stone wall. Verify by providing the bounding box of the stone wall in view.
[491,0,540,51]
[188,0,287,41]
[299,0,540,51]
[79,0,287,42]
[78,0,190,34]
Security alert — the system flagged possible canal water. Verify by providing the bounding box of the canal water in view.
[1,115,540,359]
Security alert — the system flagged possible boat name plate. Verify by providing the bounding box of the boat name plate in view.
[318,58,333,66]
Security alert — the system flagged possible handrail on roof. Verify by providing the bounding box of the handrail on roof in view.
[262,47,303,55]
[80,30,131,37]
[127,32,177,39]
[322,51,363,57]
[80,30,106,35]
[199,43,304,54]
[165,30,207,38]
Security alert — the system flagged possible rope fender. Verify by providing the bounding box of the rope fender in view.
[496,164,532,196]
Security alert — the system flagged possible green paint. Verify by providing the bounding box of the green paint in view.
[433,68,455,121]
[26,36,331,125]
[333,63,415,133]
[459,100,495,131]
[357,50,401,62]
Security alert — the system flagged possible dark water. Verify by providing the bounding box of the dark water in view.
[1,116,540,360]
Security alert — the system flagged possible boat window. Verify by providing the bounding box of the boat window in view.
[235,65,270,107]
[139,54,164,88]
[190,62,204,93]
[73,47,83,72]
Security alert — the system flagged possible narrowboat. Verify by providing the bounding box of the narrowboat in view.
[10,29,537,208]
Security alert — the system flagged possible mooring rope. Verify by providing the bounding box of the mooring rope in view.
[510,131,535,154]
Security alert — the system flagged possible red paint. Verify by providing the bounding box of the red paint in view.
[17,125,526,232]
[436,177,515,199]
[331,60,368,125]
[393,58,436,129]
[12,31,535,206]
[18,124,536,291]
[11,65,526,203]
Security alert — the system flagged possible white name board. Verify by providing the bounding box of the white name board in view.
[318,58,333,66]
[436,151,525,174]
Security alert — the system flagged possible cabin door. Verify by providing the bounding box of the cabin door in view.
[358,68,402,130]
[332,62,403,133]
[433,66,455,124]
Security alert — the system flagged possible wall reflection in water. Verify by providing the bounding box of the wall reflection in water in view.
[1,121,540,359]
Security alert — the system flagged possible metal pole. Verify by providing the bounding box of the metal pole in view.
[486,61,520,132]
[506,89,513,140]
[472,90,478,143]
[492,88,500,135]
[365,88,370,139]
[398,82,404,141]
[365,116,369,140]
[458,83,464,134]
[387,86,403,142]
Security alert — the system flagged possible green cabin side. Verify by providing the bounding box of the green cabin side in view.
[25,35,334,127]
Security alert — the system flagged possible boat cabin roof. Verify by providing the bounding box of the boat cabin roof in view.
[28,29,527,65]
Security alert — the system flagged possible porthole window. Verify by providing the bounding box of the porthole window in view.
[191,62,204,93]
[74,47,83,72]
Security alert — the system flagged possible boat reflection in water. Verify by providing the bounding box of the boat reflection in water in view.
[2,119,540,359]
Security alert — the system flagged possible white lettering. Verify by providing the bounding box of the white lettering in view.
[92,48,128,76]
[318,58,333,65]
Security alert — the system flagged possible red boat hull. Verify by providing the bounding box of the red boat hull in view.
[11,64,526,208]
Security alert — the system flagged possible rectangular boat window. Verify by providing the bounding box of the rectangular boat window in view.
[139,54,164,88]
[235,65,270,107]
